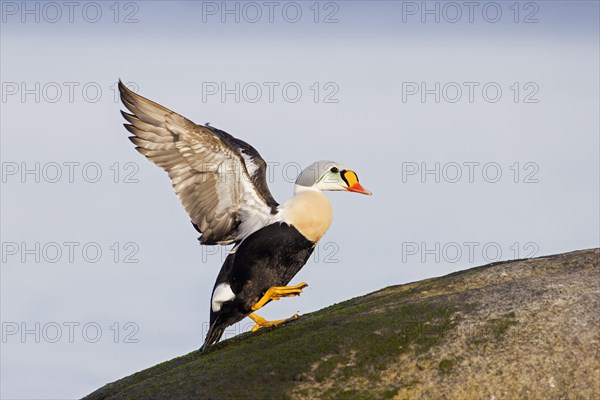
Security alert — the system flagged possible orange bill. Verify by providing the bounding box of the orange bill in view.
[343,170,372,195]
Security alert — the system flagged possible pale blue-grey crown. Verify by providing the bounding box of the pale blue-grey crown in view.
[295,160,340,187]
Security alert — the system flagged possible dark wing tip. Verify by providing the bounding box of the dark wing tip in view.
[118,79,131,101]
[118,78,127,93]
[118,81,139,105]
[128,136,143,146]
[120,110,138,125]
[123,123,139,136]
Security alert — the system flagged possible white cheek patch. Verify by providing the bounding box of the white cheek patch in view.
[211,283,236,312]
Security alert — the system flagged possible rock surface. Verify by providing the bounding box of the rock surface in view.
[84,248,600,399]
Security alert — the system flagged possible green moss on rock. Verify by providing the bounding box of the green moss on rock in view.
[84,249,600,400]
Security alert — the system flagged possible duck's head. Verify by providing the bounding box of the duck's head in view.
[294,160,372,195]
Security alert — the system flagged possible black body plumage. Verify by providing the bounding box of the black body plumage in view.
[201,222,315,350]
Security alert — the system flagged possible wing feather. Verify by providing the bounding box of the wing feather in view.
[118,81,278,245]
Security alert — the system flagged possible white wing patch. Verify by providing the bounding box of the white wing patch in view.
[235,200,283,242]
[211,283,236,312]
[240,149,260,177]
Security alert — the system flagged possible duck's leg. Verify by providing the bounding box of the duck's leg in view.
[248,312,300,332]
[250,282,308,311]
[247,282,308,332]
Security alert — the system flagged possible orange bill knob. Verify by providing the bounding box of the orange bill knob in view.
[343,170,372,195]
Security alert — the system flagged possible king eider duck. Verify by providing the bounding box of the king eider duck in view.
[118,81,371,351]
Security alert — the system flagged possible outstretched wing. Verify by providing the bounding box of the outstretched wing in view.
[118,81,278,245]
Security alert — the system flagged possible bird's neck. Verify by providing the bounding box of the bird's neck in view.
[280,189,333,243]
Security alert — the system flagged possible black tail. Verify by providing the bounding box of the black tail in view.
[200,320,226,352]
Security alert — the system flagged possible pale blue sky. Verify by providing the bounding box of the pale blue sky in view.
[1,1,599,398]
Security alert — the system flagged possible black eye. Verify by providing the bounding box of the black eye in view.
[330,167,339,173]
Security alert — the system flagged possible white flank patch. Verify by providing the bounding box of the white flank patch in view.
[211,283,236,312]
